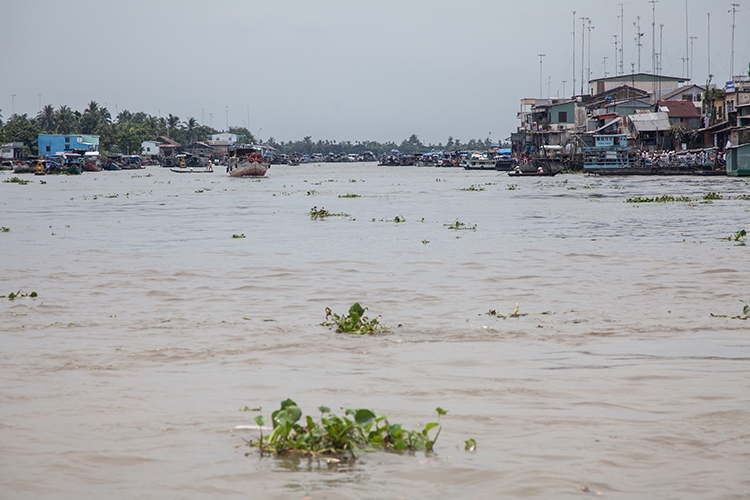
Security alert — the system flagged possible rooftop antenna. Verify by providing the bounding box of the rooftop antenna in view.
[619,4,626,75]
[603,56,609,77]
[685,0,690,78]
[614,34,619,77]
[587,19,595,85]
[634,16,644,73]
[572,11,576,96]
[649,0,658,74]
[707,12,711,78]
[11,93,16,115]
[580,16,588,94]
[562,80,567,98]
[730,3,740,78]
[689,36,698,80]
[538,53,546,98]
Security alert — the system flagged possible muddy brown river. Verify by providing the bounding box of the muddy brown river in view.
[1,164,748,499]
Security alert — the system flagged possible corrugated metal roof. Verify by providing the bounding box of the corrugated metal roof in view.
[629,112,670,132]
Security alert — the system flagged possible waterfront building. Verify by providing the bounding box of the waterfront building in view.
[38,134,99,156]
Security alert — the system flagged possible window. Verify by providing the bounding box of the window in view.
[682,94,693,101]
[65,137,70,143]
[558,111,568,123]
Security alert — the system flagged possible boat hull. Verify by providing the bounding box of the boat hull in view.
[228,160,269,177]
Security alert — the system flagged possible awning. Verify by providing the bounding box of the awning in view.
[595,117,622,133]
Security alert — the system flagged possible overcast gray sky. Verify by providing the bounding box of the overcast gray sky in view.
[2,0,747,144]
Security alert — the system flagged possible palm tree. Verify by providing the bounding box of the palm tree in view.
[36,104,56,133]
[166,114,180,139]
[117,110,133,124]
[55,105,76,134]
[183,117,198,144]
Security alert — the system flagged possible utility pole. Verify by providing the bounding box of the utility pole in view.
[547,76,552,98]
[649,0,658,74]
[634,16,643,73]
[619,3,625,76]
[580,16,588,95]
[572,11,576,97]
[562,80,567,98]
[538,53,546,98]
[225,105,228,130]
[689,36,698,81]
[38,94,41,112]
[587,19,595,85]
[730,4,739,78]
[11,94,16,115]
[603,56,609,77]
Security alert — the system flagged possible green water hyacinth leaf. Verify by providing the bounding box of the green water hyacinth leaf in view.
[244,400,448,460]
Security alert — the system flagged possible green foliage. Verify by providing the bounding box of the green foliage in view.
[0,114,39,154]
[1,226,9,232]
[393,215,406,223]
[444,220,476,231]
[488,302,551,318]
[459,184,485,191]
[309,206,349,219]
[5,290,37,300]
[626,195,693,203]
[710,300,749,320]
[703,192,723,200]
[506,184,518,191]
[323,303,385,334]
[245,399,446,459]
[723,229,746,242]
[3,176,30,185]
[338,193,360,198]
[232,233,246,238]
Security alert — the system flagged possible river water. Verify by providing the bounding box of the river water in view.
[1,164,749,499]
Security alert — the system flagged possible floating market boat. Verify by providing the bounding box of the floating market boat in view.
[461,153,498,170]
[226,145,270,177]
[507,169,559,177]
[170,165,214,174]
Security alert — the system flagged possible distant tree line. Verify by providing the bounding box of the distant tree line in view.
[0,103,505,157]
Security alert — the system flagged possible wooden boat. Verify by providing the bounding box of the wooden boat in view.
[227,145,270,177]
[507,169,560,177]
[170,165,214,173]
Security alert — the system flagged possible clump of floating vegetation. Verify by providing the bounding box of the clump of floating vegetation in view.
[393,215,405,223]
[710,300,749,320]
[338,193,360,198]
[488,302,551,318]
[459,184,485,192]
[734,194,750,200]
[2,290,38,300]
[626,195,693,203]
[244,398,446,460]
[722,229,746,243]
[703,192,723,200]
[3,176,30,185]
[506,184,518,191]
[232,234,246,239]
[323,303,385,334]
[1,226,9,232]
[309,206,349,220]
[444,220,477,231]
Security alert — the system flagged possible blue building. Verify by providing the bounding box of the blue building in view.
[38,134,99,156]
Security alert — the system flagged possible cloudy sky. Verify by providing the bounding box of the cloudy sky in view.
[2,0,746,144]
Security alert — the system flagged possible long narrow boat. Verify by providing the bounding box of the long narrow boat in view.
[507,169,559,177]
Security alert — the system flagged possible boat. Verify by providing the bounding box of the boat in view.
[462,153,498,170]
[226,145,270,177]
[170,165,214,173]
[507,169,560,177]
[494,148,517,171]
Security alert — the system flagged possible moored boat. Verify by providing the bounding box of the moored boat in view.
[226,145,270,177]
[170,165,214,173]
